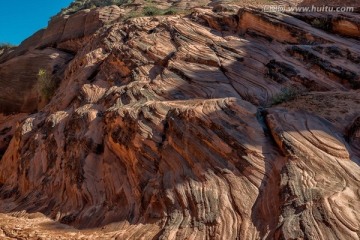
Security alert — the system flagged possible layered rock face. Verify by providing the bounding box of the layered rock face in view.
[0,49,72,113]
[0,1,360,239]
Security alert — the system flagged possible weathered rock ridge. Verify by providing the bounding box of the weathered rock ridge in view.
[0,1,360,239]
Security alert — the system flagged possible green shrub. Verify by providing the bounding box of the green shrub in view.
[143,6,163,16]
[270,87,300,106]
[311,18,331,31]
[37,69,56,100]
[0,43,16,49]
[60,0,132,15]
[164,8,178,15]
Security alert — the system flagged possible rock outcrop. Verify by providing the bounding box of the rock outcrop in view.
[0,49,72,113]
[0,0,360,239]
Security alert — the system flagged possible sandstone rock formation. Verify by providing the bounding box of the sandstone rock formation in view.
[0,0,359,239]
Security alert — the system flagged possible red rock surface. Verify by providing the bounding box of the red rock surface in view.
[0,1,359,239]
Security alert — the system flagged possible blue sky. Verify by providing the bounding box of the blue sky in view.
[0,0,74,45]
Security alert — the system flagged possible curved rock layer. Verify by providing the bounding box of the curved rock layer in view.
[0,3,360,239]
[0,49,72,113]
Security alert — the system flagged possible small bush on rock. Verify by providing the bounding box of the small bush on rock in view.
[37,69,56,101]
[0,43,16,49]
[270,87,301,106]
[143,6,163,16]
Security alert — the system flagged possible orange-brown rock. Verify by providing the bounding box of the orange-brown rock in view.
[0,48,72,113]
[0,1,360,239]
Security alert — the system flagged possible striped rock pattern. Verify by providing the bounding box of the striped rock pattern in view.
[0,3,359,239]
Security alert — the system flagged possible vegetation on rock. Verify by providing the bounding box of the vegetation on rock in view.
[270,87,302,106]
[37,69,56,101]
[0,43,16,50]
[60,0,131,15]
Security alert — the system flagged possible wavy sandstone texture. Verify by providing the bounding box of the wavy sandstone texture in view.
[0,0,360,239]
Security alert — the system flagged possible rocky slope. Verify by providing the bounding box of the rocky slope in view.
[0,0,360,239]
